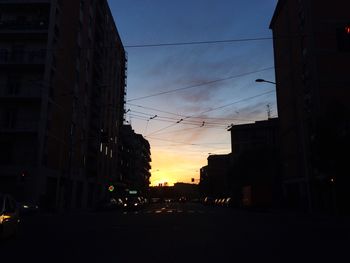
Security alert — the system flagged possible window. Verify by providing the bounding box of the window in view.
[337,25,350,52]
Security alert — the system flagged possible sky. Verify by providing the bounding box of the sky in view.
[108,0,279,186]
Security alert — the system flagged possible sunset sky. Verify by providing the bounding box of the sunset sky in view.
[108,0,278,186]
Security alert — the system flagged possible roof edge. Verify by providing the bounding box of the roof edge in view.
[269,0,287,29]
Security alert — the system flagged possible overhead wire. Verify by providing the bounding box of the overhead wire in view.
[124,36,273,48]
[145,89,276,136]
[127,103,263,122]
[127,66,275,102]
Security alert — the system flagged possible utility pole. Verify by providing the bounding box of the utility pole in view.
[266,103,271,119]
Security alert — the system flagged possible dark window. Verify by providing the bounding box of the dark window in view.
[337,25,350,52]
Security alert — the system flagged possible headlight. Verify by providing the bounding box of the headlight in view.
[134,203,138,206]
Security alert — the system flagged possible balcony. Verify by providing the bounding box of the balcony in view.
[0,49,46,67]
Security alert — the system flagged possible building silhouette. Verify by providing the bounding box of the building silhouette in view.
[119,125,151,196]
[0,0,126,211]
[199,154,231,198]
[228,118,280,208]
[270,0,350,213]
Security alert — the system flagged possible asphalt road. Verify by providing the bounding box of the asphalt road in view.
[1,202,349,263]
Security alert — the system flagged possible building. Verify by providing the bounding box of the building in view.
[270,0,350,213]
[173,182,199,200]
[199,154,231,198]
[199,165,209,197]
[119,125,151,196]
[228,118,280,208]
[0,0,126,211]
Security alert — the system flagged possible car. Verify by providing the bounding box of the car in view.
[178,196,187,203]
[123,196,143,210]
[0,193,20,239]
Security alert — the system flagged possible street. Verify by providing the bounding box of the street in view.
[1,202,349,263]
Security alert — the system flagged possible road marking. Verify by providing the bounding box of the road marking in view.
[155,210,162,213]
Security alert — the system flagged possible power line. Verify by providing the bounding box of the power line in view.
[127,67,275,102]
[124,37,273,48]
[127,103,261,122]
[145,136,229,147]
[129,113,228,128]
[145,89,275,136]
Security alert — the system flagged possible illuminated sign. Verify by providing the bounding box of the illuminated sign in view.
[108,185,115,192]
[129,190,137,195]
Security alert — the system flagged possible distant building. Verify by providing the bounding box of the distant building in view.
[199,154,231,198]
[0,0,126,211]
[119,125,151,196]
[173,182,199,199]
[149,183,199,200]
[228,118,280,208]
[270,0,350,213]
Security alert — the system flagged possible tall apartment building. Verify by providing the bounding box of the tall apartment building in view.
[270,0,350,213]
[0,0,126,211]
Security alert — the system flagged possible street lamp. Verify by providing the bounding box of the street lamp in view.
[255,78,276,85]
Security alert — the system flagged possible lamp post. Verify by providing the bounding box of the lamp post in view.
[255,78,276,85]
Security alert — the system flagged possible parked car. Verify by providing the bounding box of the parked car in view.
[0,193,20,239]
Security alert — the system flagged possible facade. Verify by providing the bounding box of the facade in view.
[201,154,231,198]
[270,0,350,213]
[0,0,126,211]
[228,118,280,208]
[119,125,151,196]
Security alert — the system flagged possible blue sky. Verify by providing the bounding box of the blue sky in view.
[108,0,278,185]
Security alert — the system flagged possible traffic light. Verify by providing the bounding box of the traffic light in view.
[337,25,350,52]
[108,185,115,192]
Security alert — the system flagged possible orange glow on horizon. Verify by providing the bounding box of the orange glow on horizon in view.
[149,149,205,186]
